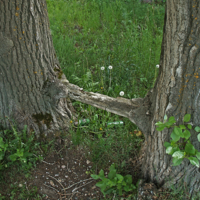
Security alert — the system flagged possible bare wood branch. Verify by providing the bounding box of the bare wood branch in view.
[62,82,152,134]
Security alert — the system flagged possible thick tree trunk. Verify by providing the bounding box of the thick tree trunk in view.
[142,0,200,197]
[0,0,74,138]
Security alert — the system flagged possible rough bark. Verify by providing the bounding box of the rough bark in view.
[142,0,200,198]
[0,0,74,138]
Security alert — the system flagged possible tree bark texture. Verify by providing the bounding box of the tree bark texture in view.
[142,0,200,197]
[0,0,74,138]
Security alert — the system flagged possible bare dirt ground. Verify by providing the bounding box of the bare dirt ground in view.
[0,135,142,200]
[0,135,185,200]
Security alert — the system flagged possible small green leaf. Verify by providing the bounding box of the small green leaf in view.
[168,116,176,124]
[116,174,124,182]
[166,146,173,155]
[187,124,192,130]
[99,169,105,179]
[197,134,200,142]
[124,185,131,192]
[185,143,196,155]
[0,152,4,160]
[196,152,200,160]
[9,154,18,162]
[164,114,168,121]
[155,121,163,126]
[108,168,116,179]
[170,131,180,142]
[124,175,132,185]
[96,181,107,192]
[0,137,5,149]
[183,114,191,122]
[188,157,199,168]
[164,121,174,128]
[156,124,166,131]
[182,130,191,139]
[164,142,171,148]
[174,127,183,137]
[179,125,186,129]
[172,151,184,159]
[172,157,183,166]
[91,174,100,180]
[195,126,200,132]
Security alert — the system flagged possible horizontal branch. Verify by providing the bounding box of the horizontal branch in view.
[62,80,152,133]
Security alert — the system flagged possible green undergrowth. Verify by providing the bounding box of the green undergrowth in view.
[0,123,55,199]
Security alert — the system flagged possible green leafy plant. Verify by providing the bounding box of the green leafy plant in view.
[91,164,136,197]
[0,124,42,171]
[72,70,99,92]
[156,114,200,167]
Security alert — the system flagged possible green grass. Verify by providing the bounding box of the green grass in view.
[47,0,165,98]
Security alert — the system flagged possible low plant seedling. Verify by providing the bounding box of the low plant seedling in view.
[156,114,200,167]
[0,124,42,171]
[91,164,136,197]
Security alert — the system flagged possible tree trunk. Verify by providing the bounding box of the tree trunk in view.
[142,0,200,197]
[1,0,200,198]
[0,0,75,138]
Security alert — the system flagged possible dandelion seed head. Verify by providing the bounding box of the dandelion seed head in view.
[108,65,113,70]
[156,65,160,68]
[119,91,124,96]
[101,66,105,70]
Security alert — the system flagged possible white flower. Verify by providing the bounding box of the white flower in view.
[101,66,105,70]
[156,64,160,68]
[108,65,113,70]
[119,91,124,96]
[19,184,23,188]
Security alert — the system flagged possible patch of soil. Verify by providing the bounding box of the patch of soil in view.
[29,141,104,199]
[0,135,143,200]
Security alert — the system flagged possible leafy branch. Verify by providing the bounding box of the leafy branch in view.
[156,114,200,167]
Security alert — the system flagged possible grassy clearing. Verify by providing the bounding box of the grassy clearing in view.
[47,0,165,98]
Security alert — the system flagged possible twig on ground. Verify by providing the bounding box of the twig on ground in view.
[33,154,55,165]
[72,180,94,192]
[68,191,80,200]
[62,178,93,191]
[44,183,60,193]
[48,175,66,192]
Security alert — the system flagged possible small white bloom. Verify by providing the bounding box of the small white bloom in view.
[19,184,23,188]
[108,65,113,70]
[101,66,105,70]
[156,64,160,68]
[119,91,124,96]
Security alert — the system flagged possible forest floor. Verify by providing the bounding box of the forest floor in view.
[0,135,141,200]
[0,134,182,200]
